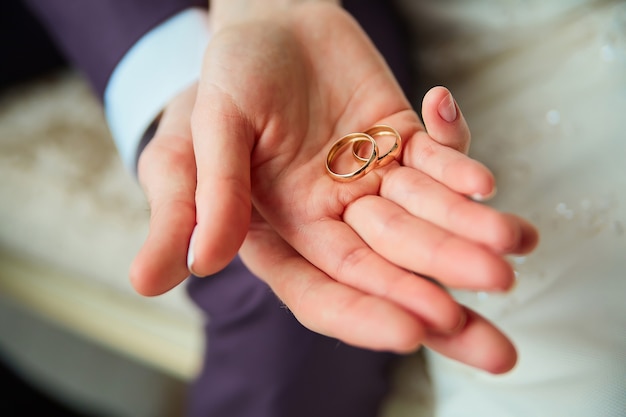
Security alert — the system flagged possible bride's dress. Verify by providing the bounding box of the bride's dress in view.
[385,1,626,415]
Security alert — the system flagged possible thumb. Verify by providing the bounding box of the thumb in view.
[421,86,471,154]
[130,86,198,295]
[187,88,255,276]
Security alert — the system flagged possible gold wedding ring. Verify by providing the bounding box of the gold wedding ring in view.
[325,133,379,182]
[326,124,402,182]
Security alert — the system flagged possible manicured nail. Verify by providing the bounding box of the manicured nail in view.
[187,225,198,275]
[438,91,457,123]
[471,186,498,202]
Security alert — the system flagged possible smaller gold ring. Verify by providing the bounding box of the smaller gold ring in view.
[353,124,402,168]
[326,133,379,182]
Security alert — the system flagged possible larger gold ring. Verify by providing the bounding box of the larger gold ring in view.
[353,124,402,168]
[326,133,378,182]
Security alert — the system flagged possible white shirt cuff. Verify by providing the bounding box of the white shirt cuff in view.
[104,8,211,172]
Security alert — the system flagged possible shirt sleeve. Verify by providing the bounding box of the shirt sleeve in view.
[104,8,211,173]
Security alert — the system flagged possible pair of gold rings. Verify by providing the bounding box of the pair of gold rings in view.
[325,125,402,182]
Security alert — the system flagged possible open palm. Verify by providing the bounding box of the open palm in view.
[134,4,538,373]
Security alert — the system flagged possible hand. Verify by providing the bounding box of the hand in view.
[131,3,538,373]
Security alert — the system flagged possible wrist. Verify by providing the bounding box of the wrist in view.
[209,0,341,32]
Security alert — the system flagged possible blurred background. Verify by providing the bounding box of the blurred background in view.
[0,2,203,416]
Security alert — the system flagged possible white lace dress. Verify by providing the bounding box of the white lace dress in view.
[385,1,626,416]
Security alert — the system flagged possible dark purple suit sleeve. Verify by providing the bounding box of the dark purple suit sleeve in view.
[22,0,206,99]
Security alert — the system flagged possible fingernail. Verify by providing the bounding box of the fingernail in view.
[187,225,198,275]
[438,91,457,123]
[471,186,498,202]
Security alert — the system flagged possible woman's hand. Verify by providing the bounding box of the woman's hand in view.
[131,3,538,373]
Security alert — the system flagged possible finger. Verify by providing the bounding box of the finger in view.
[130,88,198,295]
[505,213,540,254]
[343,195,516,291]
[188,86,255,276]
[399,131,495,200]
[239,224,427,353]
[424,307,518,374]
[291,217,465,333]
[414,85,496,200]
[381,166,532,254]
[421,86,471,155]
